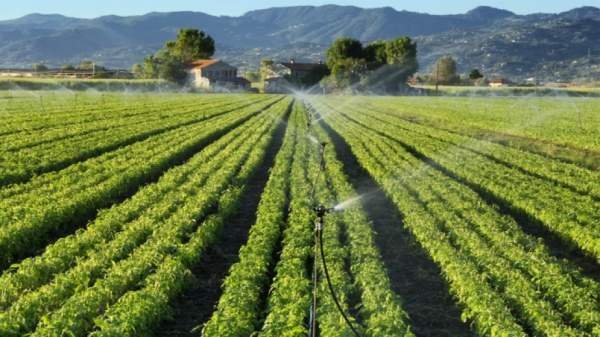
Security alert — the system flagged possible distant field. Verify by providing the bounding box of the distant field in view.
[0,78,173,91]
[346,95,600,168]
[0,91,598,337]
[415,84,600,97]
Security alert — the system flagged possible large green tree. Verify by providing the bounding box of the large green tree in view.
[78,61,95,70]
[326,38,364,68]
[131,64,144,79]
[363,40,387,68]
[142,55,159,79]
[166,28,215,63]
[363,37,418,92]
[158,56,188,84]
[325,38,366,89]
[385,37,418,69]
[324,36,418,92]
[329,58,367,89]
[432,56,459,85]
[469,69,484,80]
[244,70,260,83]
[32,63,48,72]
[137,28,215,84]
[259,59,274,82]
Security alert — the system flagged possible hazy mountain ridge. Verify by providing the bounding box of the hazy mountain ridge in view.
[417,8,600,81]
[0,5,598,81]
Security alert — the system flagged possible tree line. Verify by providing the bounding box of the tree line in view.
[126,28,484,91]
[29,28,487,90]
[322,36,418,92]
[417,56,485,87]
[132,29,216,84]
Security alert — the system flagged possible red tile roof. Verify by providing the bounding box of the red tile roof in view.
[188,59,221,69]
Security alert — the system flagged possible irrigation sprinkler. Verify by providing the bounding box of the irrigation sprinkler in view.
[309,204,332,337]
[314,204,334,221]
[38,95,46,113]
[307,107,316,127]
[319,142,328,169]
[308,138,362,337]
[309,202,362,337]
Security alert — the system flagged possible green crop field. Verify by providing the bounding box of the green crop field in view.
[0,91,598,337]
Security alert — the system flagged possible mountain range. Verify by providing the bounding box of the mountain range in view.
[0,5,599,81]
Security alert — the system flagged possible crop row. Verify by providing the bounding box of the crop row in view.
[320,99,600,261]
[352,100,600,199]
[258,104,316,337]
[354,96,600,152]
[83,100,291,337]
[257,104,414,337]
[0,95,269,185]
[300,107,359,337]
[319,103,599,336]
[0,93,165,135]
[0,92,124,119]
[0,96,283,267]
[201,102,301,336]
[254,103,359,337]
[0,95,277,202]
[0,92,220,133]
[0,98,291,336]
[0,99,284,311]
[0,94,245,151]
[202,102,416,337]
[311,118,415,337]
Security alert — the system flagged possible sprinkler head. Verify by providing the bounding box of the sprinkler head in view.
[314,205,334,218]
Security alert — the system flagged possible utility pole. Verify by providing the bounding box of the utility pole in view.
[435,62,440,94]
[589,48,593,81]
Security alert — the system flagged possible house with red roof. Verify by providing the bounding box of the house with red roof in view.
[187,59,250,90]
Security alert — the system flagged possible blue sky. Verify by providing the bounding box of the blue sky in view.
[1,0,599,20]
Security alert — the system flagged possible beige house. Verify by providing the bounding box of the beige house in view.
[187,59,249,90]
[489,78,512,88]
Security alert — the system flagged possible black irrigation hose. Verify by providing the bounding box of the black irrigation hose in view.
[308,127,325,337]
[318,225,363,337]
[310,224,320,337]
[309,145,325,337]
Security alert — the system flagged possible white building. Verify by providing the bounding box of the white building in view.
[489,78,512,88]
[187,59,249,90]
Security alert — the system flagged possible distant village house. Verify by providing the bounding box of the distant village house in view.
[265,59,328,93]
[281,59,327,81]
[489,78,512,88]
[187,59,250,90]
